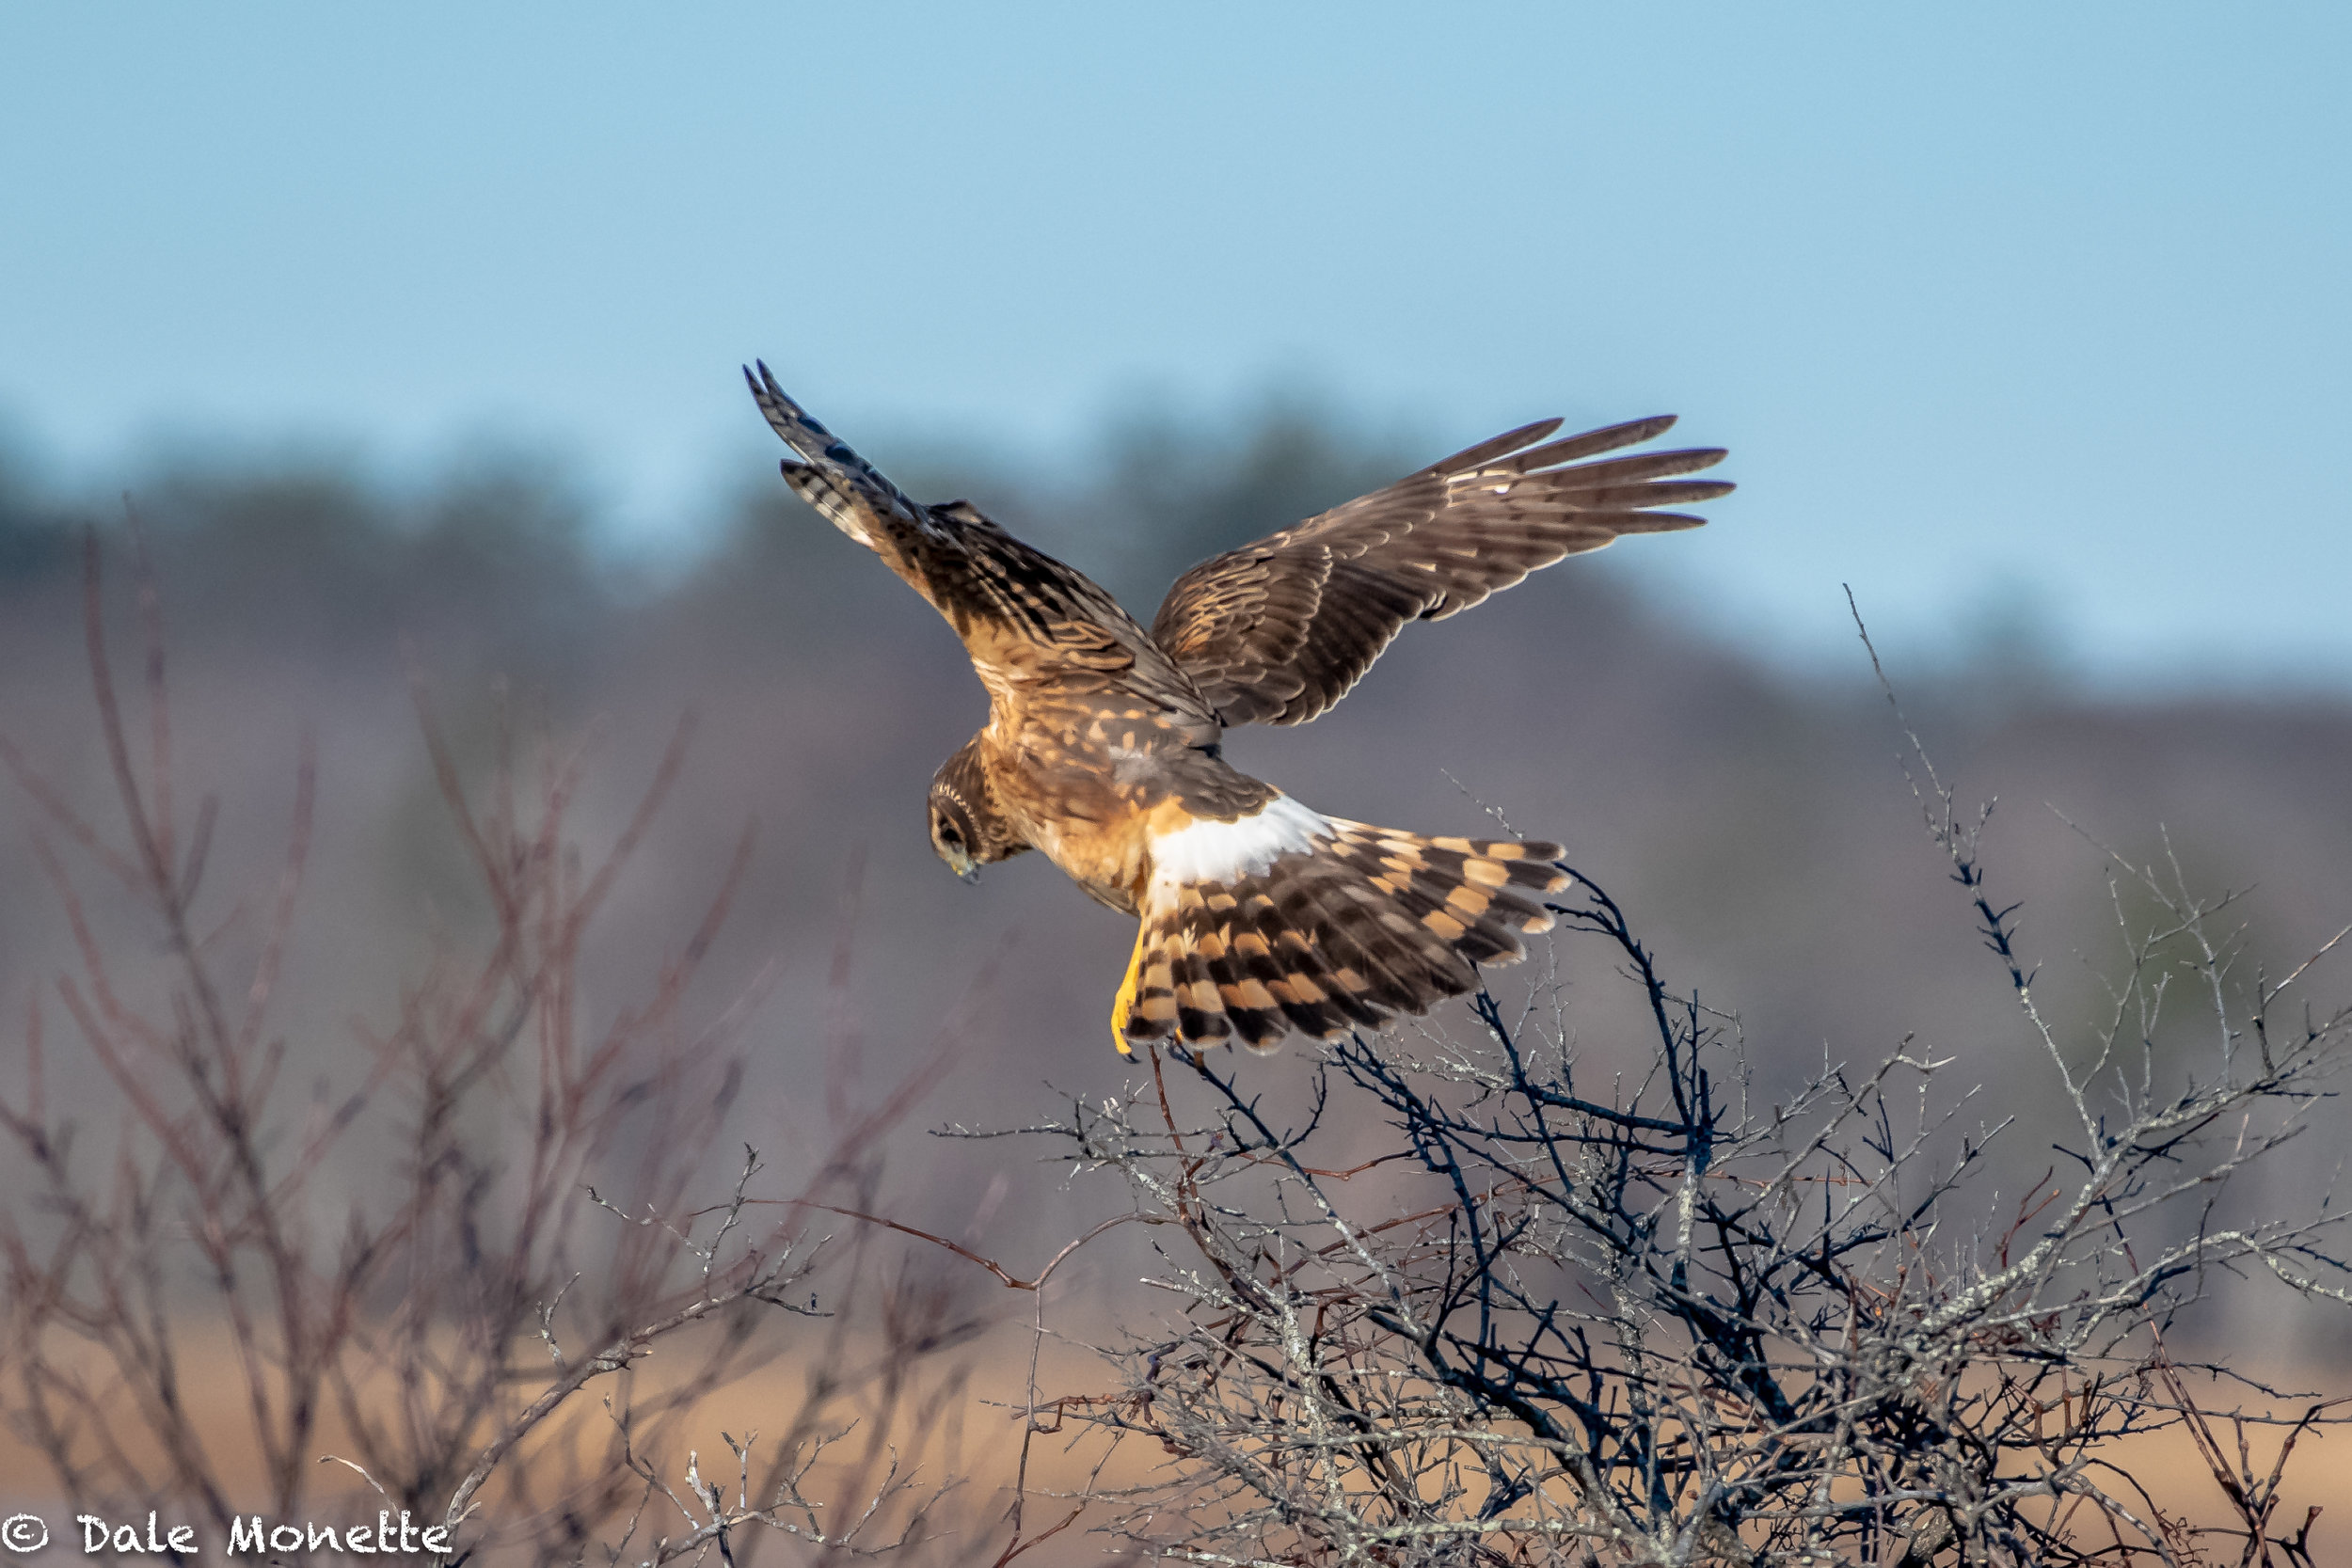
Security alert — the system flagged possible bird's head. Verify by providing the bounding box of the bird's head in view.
[928,737,1026,884]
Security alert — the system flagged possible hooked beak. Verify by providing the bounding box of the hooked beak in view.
[943,844,980,885]
[957,865,980,886]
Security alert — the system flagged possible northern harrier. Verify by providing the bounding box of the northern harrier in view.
[747,364,1730,1053]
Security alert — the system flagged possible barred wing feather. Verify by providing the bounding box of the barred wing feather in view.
[1150,415,1733,727]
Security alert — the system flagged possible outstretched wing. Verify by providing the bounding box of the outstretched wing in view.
[745,360,962,611]
[1149,415,1732,726]
[746,362,1213,721]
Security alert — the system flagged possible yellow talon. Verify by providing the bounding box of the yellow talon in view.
[1110,920,1149,1055]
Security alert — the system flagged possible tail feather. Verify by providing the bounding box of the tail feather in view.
[1378,869,1520,967]
[1118,814,1571,1054]
[1170,886,1239,1045]
[1375,831,1563,961]
[1237,890,1370,1038]
[1196,896,1289,1047]
[1317,869,1467,1012]
[1263,872,1381,1030]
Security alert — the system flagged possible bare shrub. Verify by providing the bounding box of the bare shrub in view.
[0,535,980,1565]
[964,632,2352,1565]
[20,525,2347,1568]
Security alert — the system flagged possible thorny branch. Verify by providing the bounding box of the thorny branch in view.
[916,605,2352,1566]
[0,534,984,1567]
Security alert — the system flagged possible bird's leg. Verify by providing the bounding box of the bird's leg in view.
[1109,919,1149,1056]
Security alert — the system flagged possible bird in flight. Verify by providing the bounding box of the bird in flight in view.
[746,364,1730,1054]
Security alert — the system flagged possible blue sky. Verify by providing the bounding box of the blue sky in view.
[3,4,2347,689]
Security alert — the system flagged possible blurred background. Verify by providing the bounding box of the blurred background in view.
[3,0,2350,1530]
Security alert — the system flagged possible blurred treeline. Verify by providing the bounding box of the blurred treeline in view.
[2,400,2349,1360]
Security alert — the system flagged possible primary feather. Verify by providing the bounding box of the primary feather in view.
[1152,415,1730,725]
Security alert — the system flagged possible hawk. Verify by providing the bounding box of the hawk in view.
[746,364,1731,1054]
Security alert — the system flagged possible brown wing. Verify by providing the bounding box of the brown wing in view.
[744,361,958,600]
[1149,415,1732,726]
[746,361,1214,724]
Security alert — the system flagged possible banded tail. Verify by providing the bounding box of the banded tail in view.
[1112,799,1571,1053]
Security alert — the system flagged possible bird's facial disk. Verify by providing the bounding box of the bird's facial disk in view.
[930,797,982,884]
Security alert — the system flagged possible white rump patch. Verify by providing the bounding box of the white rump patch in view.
[1150,796,1330,895]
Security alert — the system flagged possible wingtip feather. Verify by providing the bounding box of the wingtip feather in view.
[1431,417,1568,476]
